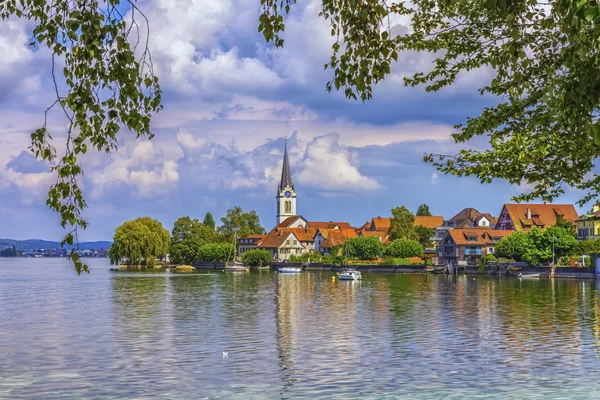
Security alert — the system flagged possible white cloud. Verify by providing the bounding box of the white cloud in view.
[431,172,439,186]
[295,133,381,192]
[90,140,179,198]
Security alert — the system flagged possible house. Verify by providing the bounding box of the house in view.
[238,234,266,255]
[438,228,513,264]
[314,227,357,253]
[447,208,497,229]
[495,203,578,231]
[370,217,391,232]
[272,215,309,232]
[414,216,444,248]
[257,230,306,261]
[575,204,600,240]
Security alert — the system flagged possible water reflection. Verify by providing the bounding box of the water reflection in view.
[3,259,600,398]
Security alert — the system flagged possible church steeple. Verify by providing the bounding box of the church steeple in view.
[276,136,297,225]
[279,137,294,190]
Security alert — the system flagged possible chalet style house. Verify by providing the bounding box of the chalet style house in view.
[438,229,513,264]
[495,204,578,231]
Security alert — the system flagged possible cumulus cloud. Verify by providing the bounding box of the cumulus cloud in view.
[90,140,179,198]
[295,133,381,192]
[431,172,439,186]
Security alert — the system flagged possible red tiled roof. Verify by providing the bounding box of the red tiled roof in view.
[500,204,578,231]
[447,229,513,246]
[371,217,391,231]
[242,234,266,240]
[414,216,444,229]
[308,221,353,230]
[257,231,305,249]
[320,230,348,248]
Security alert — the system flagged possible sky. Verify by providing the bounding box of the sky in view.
[0,0,589,241]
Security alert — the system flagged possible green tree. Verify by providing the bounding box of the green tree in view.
[169,216,219,265]
[3,0,162,273]
[495,231,533,262]
[242,250,273,267]
[416,204,432,217]
[555,215,576,237]
[575,239,600,256]
[383,239,423,258]
[389,206,417,241]
[203,213,216,231]
[218,206,265,243]
[345,236,382,260]
[259,0,600,206]
[414,226,434,248]
[0,246,18,257]
[109,217,170,267]
[197,243,236,262]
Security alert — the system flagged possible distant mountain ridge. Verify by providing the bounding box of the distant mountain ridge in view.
[0,239,111,251]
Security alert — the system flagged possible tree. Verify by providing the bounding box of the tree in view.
[389,206,417,241]
[414,226,434,249]
[218,206,265,243]
[416,204,432,217]
[197,243,236,262]
[109,217,170,267]
[242,250,272,267]
[203,213,216,231]
[169,216,219,265]
[0,246,18,257]
[259,0,600,206]
[495,231,533,262]
[2,0,162,273]
[383,239,423,258]
[345,236,382,260]
[555,215,576,237]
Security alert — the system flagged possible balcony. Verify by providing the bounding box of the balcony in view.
[464,249,482,256]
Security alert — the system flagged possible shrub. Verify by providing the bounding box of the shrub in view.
[242,250,272,267]
[477,253,497,273]
[383,239,423,258]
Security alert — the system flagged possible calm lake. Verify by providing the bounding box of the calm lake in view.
[2,258,600,399]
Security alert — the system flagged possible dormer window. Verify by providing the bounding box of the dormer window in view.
[468,236,477,242]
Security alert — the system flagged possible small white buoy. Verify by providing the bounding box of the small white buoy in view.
[222,352,229,358]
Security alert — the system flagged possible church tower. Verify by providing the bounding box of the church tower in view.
[276,137,297,225]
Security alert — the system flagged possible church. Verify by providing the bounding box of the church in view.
[237,138,357,261]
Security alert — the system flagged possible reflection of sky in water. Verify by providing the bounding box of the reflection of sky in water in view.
[2,259,600,398]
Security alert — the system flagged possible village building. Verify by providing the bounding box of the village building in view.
[238,234,266,255]
[438,228,513,264]
[495,204,578,231]
[575,204,600,240]
[414,215,444,249]
[315,228,358,254]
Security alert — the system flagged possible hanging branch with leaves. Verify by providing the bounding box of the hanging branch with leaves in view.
[1,0,162,273]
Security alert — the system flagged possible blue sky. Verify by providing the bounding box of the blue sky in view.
[0,0,588,241]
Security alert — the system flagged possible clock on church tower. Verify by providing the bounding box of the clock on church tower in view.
[276,138,296,225]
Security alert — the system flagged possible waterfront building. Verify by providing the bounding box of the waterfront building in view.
[495,203,578,231]
[438,228,513,264]
[575,204,600,240]
[238,234,266,255]
[414,215,444,249]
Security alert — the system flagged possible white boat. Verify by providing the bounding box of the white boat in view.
[518,272,540,279]
[338,269,362,281]
[225,261,249,272]
[278,266,302,274]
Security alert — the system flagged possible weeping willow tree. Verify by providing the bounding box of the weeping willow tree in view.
[109,217,170,267]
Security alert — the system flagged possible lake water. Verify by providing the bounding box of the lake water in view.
[2,258,600,399]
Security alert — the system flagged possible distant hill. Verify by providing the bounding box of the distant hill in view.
[0,239,111,252]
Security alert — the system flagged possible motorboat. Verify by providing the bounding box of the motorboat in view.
[277,266,302,274]
[338,269,362,281]
[518,272,540,279]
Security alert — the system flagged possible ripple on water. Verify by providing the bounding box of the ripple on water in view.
[1,260,600,398]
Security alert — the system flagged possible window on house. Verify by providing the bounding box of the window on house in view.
[488,248,494,253]
[296,249,301,254]
[480,220,487,226]
[468,236,477,242]
[286,240,290,245]
[294,240,298,245]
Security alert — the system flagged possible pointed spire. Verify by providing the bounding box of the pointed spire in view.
[280,136,293,190]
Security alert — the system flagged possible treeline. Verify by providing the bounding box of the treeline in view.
[109,206,266,266]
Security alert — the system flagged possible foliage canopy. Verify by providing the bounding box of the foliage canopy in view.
[384,238,423,258]
[169,216,219,265]
[345,236,382,260]
[259,0,600,206]
[218,206,265,244]
[109,217,170,267]
[389,206,417,241]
